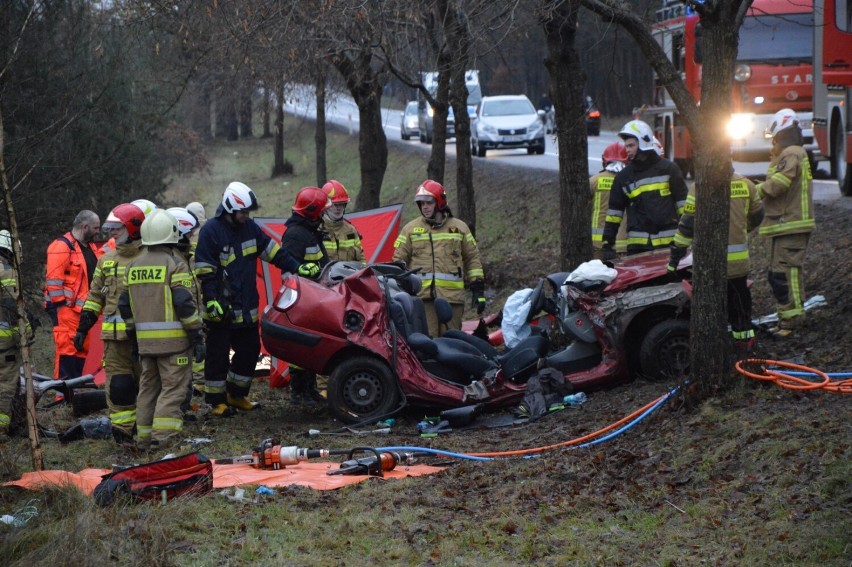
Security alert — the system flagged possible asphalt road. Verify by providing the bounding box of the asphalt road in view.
[285,90,848,208]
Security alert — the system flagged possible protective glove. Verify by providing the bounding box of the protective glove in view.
[470,280,486,315]
[205,300,225,323]
[298,262,321,278]
[601,244,615,262]
[668,244,688,273]
[73,331,87,352]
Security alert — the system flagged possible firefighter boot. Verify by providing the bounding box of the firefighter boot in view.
[289,372,305,406]
[303,373,325,405]
[211,403,236,418]
[226,393,260,412]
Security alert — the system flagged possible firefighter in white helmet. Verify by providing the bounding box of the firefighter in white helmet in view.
[601,120,688,259]
[118,209,204,451]
[194,182,303,417]
[755,108,815,337]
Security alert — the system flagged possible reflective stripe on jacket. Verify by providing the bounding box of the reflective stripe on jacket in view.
[82,241,142,341]
[194,207,299,327]
[121,247,201,356]
[322,218,365,262]
[756,145,815,237]
[43,232,103,312]
[392,216,484,305]
[590,172,628,252]
[673,175,763,279]
[603,153,688,251]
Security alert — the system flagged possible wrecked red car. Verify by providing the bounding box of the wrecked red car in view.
[260,251,692,423]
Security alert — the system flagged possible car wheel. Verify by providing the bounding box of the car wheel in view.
[327,355,401,423]
[639,319,690,382]
[475,140,486,157]
[401,129,409,141]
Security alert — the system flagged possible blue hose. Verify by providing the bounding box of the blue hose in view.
[377,384,681,461]
[776,371,852,378]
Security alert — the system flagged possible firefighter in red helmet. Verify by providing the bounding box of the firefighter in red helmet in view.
[590,142,629,259]
[74,203,145,445]
[393,180,485,337]
[282,187,331,405]
[321,180,365,263]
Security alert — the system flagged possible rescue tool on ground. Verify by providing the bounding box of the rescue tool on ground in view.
[326,447,416,477]
[216,438,346,470]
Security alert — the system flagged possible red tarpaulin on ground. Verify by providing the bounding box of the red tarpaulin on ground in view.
[82,205,404,388]
[5,461,444,494]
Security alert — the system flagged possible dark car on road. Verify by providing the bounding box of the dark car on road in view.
[585,96,601,136]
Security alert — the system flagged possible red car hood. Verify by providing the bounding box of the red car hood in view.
[605,249,692,293]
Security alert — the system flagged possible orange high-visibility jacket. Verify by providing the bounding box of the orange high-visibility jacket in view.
[43,232,102,313]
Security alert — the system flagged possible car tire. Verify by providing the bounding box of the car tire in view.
[327,355,401,424]
[474,140,486,157]
[638,319,690,382]
[401,130,409,141]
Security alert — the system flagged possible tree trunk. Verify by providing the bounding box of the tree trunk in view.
[261,84,272,138]
[426,69,450,183]
[271,81,292,177]
[0,107,43,470]
[332,52,388,210]
[239,89,253,139]
[447,5,476,235]
[689,5,744,398]
[315,73,328,187]
[543,1,592,271]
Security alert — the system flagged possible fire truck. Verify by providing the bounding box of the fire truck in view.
[647,0,816,177]
[813,0,852,196]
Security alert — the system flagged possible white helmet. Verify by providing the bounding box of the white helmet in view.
[131,199,158,218]
[766,108,798,138]
[140,209,179,246]
[222,182,259,214]
[185,202,207,223]
[0,230,13,254]
[618,120,657,152]
[166,207,198,238]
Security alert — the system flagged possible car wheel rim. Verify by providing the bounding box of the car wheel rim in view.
[341,370,385,413]
[657,335,690,376]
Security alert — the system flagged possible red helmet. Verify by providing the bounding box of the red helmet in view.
[103,203,145,241]
[601,142,628,165]
[321,180,350,204]
[293,186,331,222]
[414,180,448,211]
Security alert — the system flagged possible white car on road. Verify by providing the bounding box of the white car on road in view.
[471,95,545,157]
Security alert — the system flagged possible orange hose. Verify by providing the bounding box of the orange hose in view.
[734,359,852,394]
[468,392,669,458]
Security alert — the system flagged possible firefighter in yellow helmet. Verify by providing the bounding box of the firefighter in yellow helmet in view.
[393,180,485,337]
[118,209,204,451]
[321,180,365,263]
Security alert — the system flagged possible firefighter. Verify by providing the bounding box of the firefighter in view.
[185,202,207,258]
[118,209,204,451]
[194,182,304,417]
[282,186,332,405]
[43,210,103,380]
[755,108,815,337]
[321,180,365,263]
[166,207,204,414]
[590,142,629,259]
[0,230,31,435]
[74,203,145,444]
[601,120,688,259]
[669,170,764,351]
[393,180,485,337]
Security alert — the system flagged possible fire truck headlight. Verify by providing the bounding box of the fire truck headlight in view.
[726,114,753,140]
[734,64,752,82]
[753,96,765,105]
